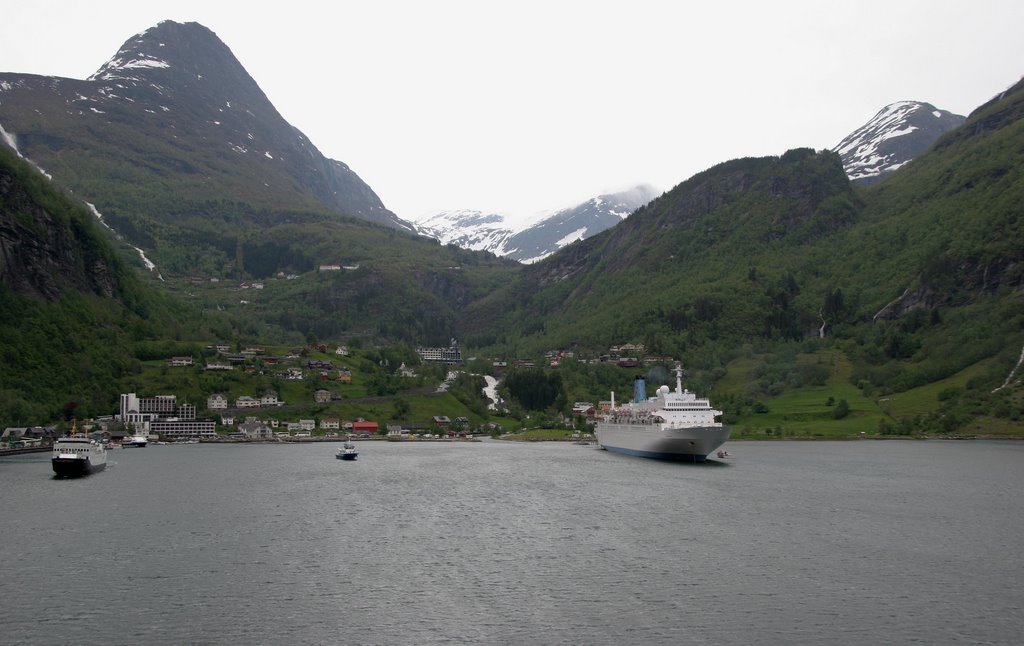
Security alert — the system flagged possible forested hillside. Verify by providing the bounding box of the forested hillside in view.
[0,145,182,423]
[460,79,1024,433]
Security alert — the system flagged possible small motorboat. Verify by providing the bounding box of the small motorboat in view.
[336,441,358,461]
[716,450,731,459]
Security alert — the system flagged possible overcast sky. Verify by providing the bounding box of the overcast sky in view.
[2,1,1022,225]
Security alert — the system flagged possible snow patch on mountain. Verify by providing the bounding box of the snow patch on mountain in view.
[556,227,588,248]
[833,101,965,185]
[414,209,514,253]
[413,185,659,263]
[85,202,163,280]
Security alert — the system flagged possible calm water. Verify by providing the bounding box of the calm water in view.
[1,439,1022,645]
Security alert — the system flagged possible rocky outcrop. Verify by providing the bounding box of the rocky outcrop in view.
[0,156,117,300]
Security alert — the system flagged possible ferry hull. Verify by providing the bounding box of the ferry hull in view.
[52,457,106,477]
[596,424,730,462]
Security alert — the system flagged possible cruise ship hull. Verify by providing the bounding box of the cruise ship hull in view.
[596,423,730,462]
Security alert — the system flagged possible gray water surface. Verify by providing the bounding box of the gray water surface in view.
[1,439,1022,644]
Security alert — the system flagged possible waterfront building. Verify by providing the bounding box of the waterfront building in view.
[150,419,217,439]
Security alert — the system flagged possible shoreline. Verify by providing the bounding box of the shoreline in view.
[0,446,50,456]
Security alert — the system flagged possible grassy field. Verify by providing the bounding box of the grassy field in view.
[718,349,1023,438]
[723,350,889,438]
[874,358,994,419]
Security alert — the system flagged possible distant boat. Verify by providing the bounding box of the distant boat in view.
[52,422,107,477]
[336,441,358,461]
[124,434,148,447]
[124,425,148,447]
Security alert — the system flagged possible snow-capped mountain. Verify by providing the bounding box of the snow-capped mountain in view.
[833,101,964,185]
[414,209,513,253]
[415,185,659,263]
[0,21,411,232]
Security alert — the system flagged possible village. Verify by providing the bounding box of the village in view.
[2,339,658,450]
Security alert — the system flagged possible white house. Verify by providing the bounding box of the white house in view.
[238,417,272,439]
[299,419,316,431]
[207,394,228,410]
[235,395,259,408]
[387,425,406,438]
[260,391,280,406]
[320,418,340,430]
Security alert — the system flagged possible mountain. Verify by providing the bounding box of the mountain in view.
[2,19,1020,434]
[833,101,965,185]
[461,78,1024,431]
[0,143,179,423]
[0,144,119,301]
[0,20,412,258]
[413,209,513,255]
[414,185,659,263]
[461,148,861,349]
[0,20,518,345]
[501,185,660,263]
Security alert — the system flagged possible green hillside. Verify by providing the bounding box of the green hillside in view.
[460,79,1024,434]
[0,145,179,423]
[3,62,1023,436]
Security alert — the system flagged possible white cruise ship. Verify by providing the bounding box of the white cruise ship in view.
[595,365,730,462]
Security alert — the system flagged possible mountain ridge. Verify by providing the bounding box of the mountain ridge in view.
[0,20,411,235]
[414,185,659,263]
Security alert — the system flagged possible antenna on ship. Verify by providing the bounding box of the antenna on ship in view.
[675,363,684,393]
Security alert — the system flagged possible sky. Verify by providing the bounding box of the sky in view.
[2,1,1023,225]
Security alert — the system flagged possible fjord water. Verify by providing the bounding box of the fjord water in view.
[2,440,1022,645]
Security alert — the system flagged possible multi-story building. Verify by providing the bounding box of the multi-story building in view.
[260,391,280,406]
[149,419,216,439]
[120,393,205,434]
[416,339,462,364]
[140,395,178,416]
[177,403,196,420]
[120,393,176,430]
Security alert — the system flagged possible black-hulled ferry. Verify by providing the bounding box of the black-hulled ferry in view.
[51,423,107,477]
